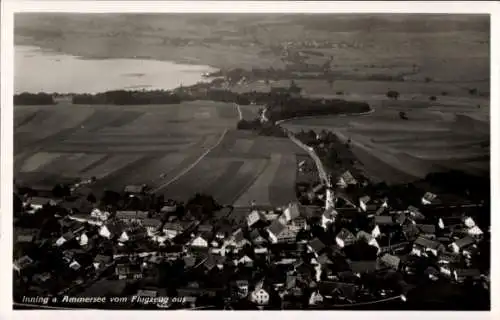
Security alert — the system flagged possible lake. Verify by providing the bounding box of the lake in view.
[15,45,217,94]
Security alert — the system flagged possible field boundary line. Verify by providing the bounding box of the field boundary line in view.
[232,158,272,207]
[151,129,228,193]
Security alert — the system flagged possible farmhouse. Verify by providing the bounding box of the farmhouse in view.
[336,228,356,248]
[450,236,476,255]
[412,237,445,257]
[116,210,149,223]
[124,184,148,195]
[247,210,266,228]
[267,220,287,244]
[13,255,35,274]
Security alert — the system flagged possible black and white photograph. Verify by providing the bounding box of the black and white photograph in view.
[2,0,496,314]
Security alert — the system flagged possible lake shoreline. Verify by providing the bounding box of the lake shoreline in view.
[15,45,218,94]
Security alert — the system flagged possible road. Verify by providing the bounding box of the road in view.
[287,132,329,185]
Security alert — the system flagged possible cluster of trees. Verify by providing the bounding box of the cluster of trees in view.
[236,119,287,137]
[72,90,182,105]
[386,90,400,100]
[267,97,371,121]
[14,93,55,105]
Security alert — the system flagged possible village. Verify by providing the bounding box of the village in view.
[12,125,490,310]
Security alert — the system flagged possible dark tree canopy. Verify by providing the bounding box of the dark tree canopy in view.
[386,90,400,100]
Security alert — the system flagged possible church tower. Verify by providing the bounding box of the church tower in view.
[325,175,335,210]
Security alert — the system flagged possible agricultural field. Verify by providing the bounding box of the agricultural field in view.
[15,101,307,206]
[15,14,489,192]
[282,96,490,184]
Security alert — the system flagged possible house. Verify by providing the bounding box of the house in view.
[317,253,333,266]
[277,226,300,243]
[190,234,210,247]
[136,289,158,297]
[60,218,86,234]
[25,197,60,211]
[163,222,186,239]
[55,232,75,247]
[412,237,445,257]
[340,170,357,186]
[417,224,436,236]
[203,253,217,271]
[402,222,420,241]
[467,225,484,237]
[228,228,249,248]
[281,202,301,223]
[267,220,287,244]
[115,263,143,280]
[160,204,177,214]
[118,227,147,243]
[250,287,270,306]
[90,208,110,221]
[16,229,37,244]
[319,281,358,300]
[376,197,389,214]
[238,255,254,267]
[378,254,400,270]
[13,255,34,274]
[142,218,162,235]
[309,291,324,306]
[198,224,214,234]
[379,241,410,255]
[79,232,89,246]
[99,223,122,239]
[307,238,326,257]
[395,212,407,225]
[371,224,381,238]
[424,267,440,281]
[250,229,267,246]
[438,252,461,265]
[408,206,425,221]
[359,196,371,212]
[438,218,445,230]
[463,216,476,228]
[453,268,481,283]
[336,228,356,248]
[32,272,52,285]
[321,208,337,230]
[421,192,437,205]
[247,210,266,228]
[183,255,196,268]
[348,260,379,275]
[69,260,81,271]
[235,280,250,298]
[16,234,35,244]
[254,247,269,256]
[374,215,394,226]
[93,254,113,271]
[68,213,93,224]
[450,236,476,255]
[293,216,308,230]
[116,210,148,223]
[124,184,147,195]
[440,216,464,229]
[62,249,76,264]
[356,231,380,252]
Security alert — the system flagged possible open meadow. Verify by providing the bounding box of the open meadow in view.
[14,101,305,206]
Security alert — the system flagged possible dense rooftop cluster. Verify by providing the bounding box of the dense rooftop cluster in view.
[13,155,490,310]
